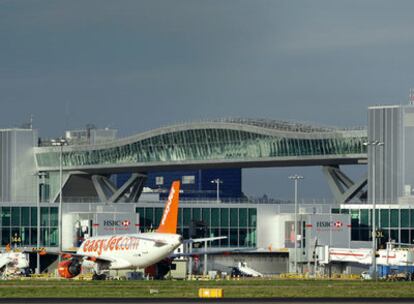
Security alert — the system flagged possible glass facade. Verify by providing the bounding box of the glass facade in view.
[136,206,257,247]
[0,206,58,247]
[333,206,414,247]
[35,121,367,169]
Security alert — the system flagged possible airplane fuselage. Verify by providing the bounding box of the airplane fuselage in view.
[77,232,182,270]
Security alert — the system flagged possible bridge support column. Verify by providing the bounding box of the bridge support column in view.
[91,173,147,203]
[322,166,367,203]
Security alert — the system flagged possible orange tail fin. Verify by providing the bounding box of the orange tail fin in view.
[156,181,180,234]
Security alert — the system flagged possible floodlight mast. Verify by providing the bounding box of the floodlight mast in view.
[363,140,384,280]
[289,174,304,274]
[51,138,67,261]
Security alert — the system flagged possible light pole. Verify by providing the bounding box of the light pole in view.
[36,172,47,274]
[51,138,67,260]
[364,140,384,280]
[289,174,304,274]
[210,178,223,202]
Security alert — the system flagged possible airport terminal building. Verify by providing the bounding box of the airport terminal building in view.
[1,104,414,275]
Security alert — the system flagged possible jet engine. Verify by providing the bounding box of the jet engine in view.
[57,259,81,278]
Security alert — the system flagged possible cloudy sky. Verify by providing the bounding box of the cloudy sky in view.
[1,0,414,200]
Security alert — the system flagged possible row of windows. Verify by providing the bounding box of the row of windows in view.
[136,207,257,229]
[333,208,414,228]
[136,207,257,247]
[350,228,414,246]
[1,227,58,247]
[1,206,58,227]
[0,207,59,247]
[334,208,414,243]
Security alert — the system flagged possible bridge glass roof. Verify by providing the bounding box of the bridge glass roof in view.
[35,120,367,170]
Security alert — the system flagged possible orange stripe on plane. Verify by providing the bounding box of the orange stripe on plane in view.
[156,181,180,234]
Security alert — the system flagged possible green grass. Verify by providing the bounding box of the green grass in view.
[1,279,414,298]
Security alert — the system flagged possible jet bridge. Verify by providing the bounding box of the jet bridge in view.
[317,242,414,267]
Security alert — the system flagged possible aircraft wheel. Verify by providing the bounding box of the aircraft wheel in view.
[92,273,107,280]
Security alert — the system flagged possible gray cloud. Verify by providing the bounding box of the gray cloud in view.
[1,0,414,199]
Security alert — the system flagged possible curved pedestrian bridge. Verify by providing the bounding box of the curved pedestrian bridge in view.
[35,118,367,172]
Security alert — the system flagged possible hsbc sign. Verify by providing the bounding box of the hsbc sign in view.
[103,220,131,228]
[309,214,350,247]
[316,220,343,229]
[94,213,137,235]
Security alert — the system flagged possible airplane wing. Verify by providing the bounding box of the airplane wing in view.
[170,247,256,258]
[183,236,227,244]
[24,248,116,263]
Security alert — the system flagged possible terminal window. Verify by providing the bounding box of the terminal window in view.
[182,175,195,184]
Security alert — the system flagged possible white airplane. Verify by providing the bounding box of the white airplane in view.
[58,180,184,279]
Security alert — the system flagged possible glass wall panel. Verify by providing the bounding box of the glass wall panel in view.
[230,228,238,246]
[360,209,369,227]
[380,210,389,228]
[177,208,182,227]
[401,209,410,228]
[21,227,30,245]
[248,208,257,227]
[144,208,154,229]
[192,208,201,221]
[375,210,380,227]
[220,228,229,246]
[210,228,220,246]
[154,208,163,226]
[239,228,248,246]
[239,209,247,228]
[211,208,219,227]
[1,207,10,226]
[50,228,58,246]
[21,207,30,226]
[360,229,369,241]
[41,207,49,227]
[379,230,389,247]
[390,229,399,243]
[31,228,37,246]
[401,229,410,244]
[11,207,20,226]
[390,210,399,228]
[182,228,189,239]
[351,228,359,241]
[202,208,210,226]
[31,207,37,227]
[230,209,238,227]
[11,227,21,247]
[40,228,48,246]
[1,228,10,245]
[411,210,414,227]
[50,207,58,226]
[220,209,229,227]
[183,208,191,226]
[136,208,145,232]
[248,229,256,247]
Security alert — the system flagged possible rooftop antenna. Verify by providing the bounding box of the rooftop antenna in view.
[410,88,414,105]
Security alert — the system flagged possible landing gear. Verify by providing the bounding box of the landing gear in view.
[92,272,107,280]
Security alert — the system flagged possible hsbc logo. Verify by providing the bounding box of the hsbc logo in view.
[103,220,131,227]
[316,221,343,229]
